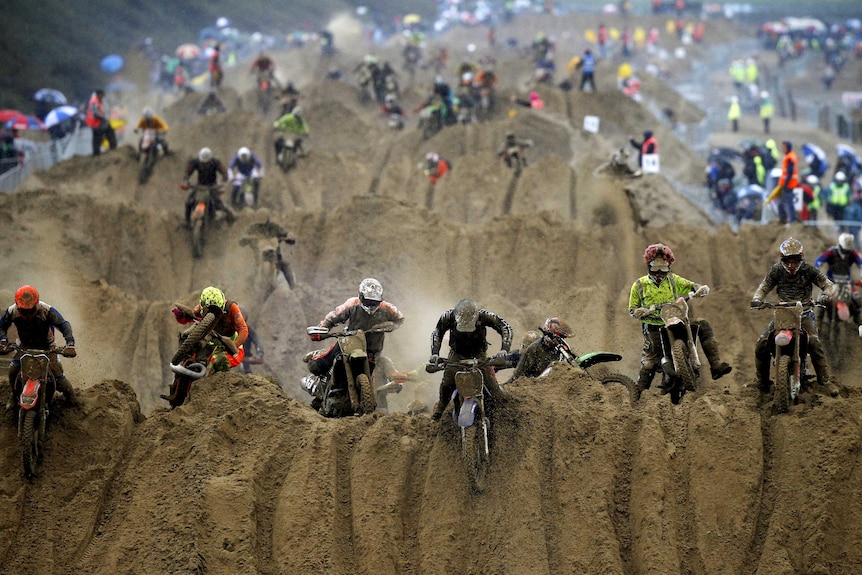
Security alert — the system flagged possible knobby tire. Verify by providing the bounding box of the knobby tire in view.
[773,355,792,415]
[357,373,376,414]
[20,409,38,479]
[671,339,696,403]
[191,218,205,259]
[171,312,218,365]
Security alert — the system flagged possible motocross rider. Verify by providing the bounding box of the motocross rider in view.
[306,278,405,380]
[497,131,533,169]
[629,243,732,402]
[424,152,451,184]
[250,52,276,86]
[272,106,309,159]
[172,286,248,373]
[227,146,264,207]
[134,106,170,156]
[507,317,574,383]
[813,232,862,331]
[181,147,233,226]
[0,285,78,409]
[427,298,512,421]
[751,237,838,396]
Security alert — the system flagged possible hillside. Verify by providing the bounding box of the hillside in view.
[1,11,862,575]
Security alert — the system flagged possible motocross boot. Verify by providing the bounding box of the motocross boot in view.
[812,357,839,397]
[632,368,655,403]
[755,355,772,392]
[56,375,79,406]
[702,345,732,380]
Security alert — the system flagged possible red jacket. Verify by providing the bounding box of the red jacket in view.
[85,93,106,128]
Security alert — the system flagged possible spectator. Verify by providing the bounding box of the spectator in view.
[629,129,658,170]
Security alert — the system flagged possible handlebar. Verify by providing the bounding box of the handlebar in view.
[425,356,509,374]
[306,322,396,341]
[0,343,73,357]
[751,301,822,311]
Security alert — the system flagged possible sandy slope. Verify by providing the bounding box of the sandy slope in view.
[1,12,861,575]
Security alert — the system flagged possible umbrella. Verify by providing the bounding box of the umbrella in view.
[4,114,45,131]
[0,109,26,123]
[176,43,201,60]
[33,88,67,105]
[836,143,860,164]
[101,54,125,74]
[43,105,80,129]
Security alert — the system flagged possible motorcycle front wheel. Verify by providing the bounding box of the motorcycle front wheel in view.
[357,374,376,415]
[20,409,39,480]
[670,339,697,402]
[463,421,489,494]
[773,355,792,415]
[191,218,205,259]
[598,373,636,399]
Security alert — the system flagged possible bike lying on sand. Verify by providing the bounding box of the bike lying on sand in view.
[162,303,239,409]
[425,356,509,494]
[185,183,233,259]
[1,343,75,480]
[536,330,636,393]
[301,323,396,418]
[752,301,822,415]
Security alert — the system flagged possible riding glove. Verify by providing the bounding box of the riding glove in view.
[818,293,831,306]
[694,284,710,297]
[632,306,655,319]
[750,299,762,309]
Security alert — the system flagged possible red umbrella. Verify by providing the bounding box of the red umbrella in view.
[0,109,26,123]
[4,114,45,131]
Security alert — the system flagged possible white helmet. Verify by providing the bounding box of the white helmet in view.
[760,91,769,98]
[836,171,846,182]
[238,147,251,162]
[358,278,383,312]
[143,106,154,120]
[730,95,738,104]
[838,232,855,252]
[805,174,818,185]
[198,147,213,162]
[426,152,439,163]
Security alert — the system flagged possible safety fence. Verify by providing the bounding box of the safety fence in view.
[0,125,94,193]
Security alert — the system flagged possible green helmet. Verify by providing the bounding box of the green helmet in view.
[200,286,226,311]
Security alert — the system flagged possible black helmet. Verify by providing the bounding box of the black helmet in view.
[454,299,479,332]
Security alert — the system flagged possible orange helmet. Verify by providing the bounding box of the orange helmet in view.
[15,285,39,310]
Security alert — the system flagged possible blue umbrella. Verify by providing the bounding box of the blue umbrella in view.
[33,88,67,105]
[43,105,81,129]
[101,54,125,74]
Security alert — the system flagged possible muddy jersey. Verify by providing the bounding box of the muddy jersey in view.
[511,338,559,380]
[431,308,513,358]
[753,262,834,304]
[185,158,227,186]
[0,301,75,348]
[320,297,404,355]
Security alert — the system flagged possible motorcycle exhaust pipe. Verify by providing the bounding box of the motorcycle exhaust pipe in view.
[170,362,208,380]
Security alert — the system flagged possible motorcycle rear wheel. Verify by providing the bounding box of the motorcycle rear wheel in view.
[598,373,636,398]
[773,355,792,415]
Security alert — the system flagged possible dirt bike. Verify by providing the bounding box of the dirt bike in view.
[539,332,636,393]
[186,183,231,259]
[162,305,239,409]
[474,86,494,122]
[274,134,301,173]
[651,293,705,405]
[501,146,527,177]
[425,356,509,494]
[137,128,162,184]
[753,301,819,415]
[821,277,861,370]
[417,104,444,140]
[256,72,275,115]
[301,323,395,418]
[1,343,75,480]
[231,174,258,209]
